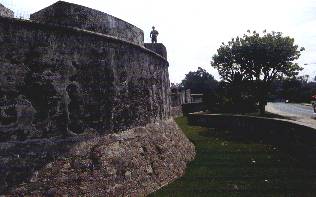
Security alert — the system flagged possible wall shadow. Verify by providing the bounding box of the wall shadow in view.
[189,113,316,168]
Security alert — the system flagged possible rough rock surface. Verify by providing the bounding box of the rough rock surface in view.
[1,119,195,196]
[30,1,144,45]
[0,4,14,18]
[0,2,195,196]
[145,43,168,59]
[0,17,170,139]
[171,106,183,117]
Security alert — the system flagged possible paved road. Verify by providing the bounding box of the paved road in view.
[266,102,316,129]
[267,102,314,119]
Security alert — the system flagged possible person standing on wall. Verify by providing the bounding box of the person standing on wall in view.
[150,26,159,43]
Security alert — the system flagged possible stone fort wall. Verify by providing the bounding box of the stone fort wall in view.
[30,1,144,45]
[0,2,195,196]
[0,4,14,18]
[1,120,195,196]
[0,16,169,139]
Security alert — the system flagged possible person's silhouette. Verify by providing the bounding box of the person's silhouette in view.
[150,26,159,43]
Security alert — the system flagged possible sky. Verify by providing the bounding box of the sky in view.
[2,0,316,83]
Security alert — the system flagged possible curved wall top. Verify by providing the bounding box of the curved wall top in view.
[0,3,14,18]
[30,1,144,45]
[144,43,167,60]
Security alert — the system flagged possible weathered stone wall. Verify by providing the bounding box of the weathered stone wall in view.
[170,106,183,117]
[182,103,206,116]
[145,43,167,59]
[0,17,170,139]
[171,90,186,107]
[0,4,196,196]
[1,119,195,196]
[0,4,14,18]
[30,1,144,45]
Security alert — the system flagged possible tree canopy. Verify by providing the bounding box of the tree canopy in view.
[181,67,218,94]
[211,30,304,113]
[269,75,316,103]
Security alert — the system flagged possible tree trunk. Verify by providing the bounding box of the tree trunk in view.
[258,93,267,115]
[259,100,266,115]
[257,81,268,115]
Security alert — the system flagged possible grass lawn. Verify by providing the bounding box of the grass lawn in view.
[150,116,316,197]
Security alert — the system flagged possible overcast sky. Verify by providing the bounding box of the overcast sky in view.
[2,0,316,83]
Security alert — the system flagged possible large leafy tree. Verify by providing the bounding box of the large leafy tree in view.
[270,75,316,103]
[211,30,304,114]
[181,67,218,94]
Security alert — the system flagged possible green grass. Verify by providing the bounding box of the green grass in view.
[150,117,316,197]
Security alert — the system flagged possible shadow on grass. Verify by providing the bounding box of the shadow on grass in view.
[245,112,295,120]
[150,116,316,197]
[199,126,316,169]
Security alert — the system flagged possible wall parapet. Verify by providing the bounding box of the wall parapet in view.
[182,102,206,116]
[0,16,168,64]
[30,1,144,45]
[0,3,14,18]
[145,43,167,60]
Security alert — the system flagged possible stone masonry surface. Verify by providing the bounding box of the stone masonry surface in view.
[0,17,170,139]
[0,4,14,18]
[30,1,144,45]
[1,119,195,196]
[0,1,195,196]
[145,43,168,60]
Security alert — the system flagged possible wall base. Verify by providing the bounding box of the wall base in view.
[1,119,195,196]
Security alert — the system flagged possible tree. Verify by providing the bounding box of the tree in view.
[181,67,218,94]
[211,30,304,114]
[269,75,316,103]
